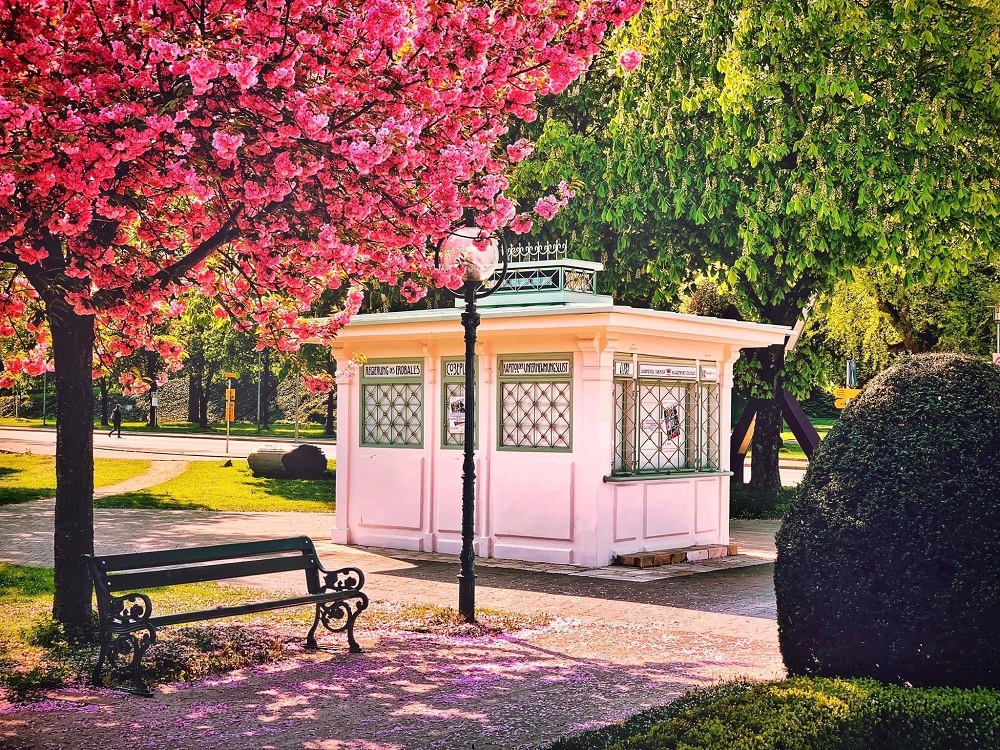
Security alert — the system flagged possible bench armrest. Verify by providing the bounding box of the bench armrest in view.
[315,563,365,593]
[104,592,154,631]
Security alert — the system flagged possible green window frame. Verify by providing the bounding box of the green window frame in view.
[612,357,720,475]
[497,353,573,452]
[360,358,424,448]
[441,357,478,449]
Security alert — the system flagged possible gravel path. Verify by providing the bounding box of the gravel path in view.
[0,611,782,750]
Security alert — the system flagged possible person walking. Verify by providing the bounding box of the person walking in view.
[109,404,122,438]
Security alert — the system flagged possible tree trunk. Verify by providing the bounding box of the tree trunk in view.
[187,373,200,423]
[146,351,158,428]
[324,351,335,437]
[260,349,271,429]
[749,344,785,493]
[99,378,109,426]
[48,302,96,633]
[198,378,210,428]
[325,390,335,436]
[198,367,216,428]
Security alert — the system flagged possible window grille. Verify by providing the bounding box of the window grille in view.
[498,356,572,451]
[441,358,476,448]
[360,361,423,447]
[613,359,720,474]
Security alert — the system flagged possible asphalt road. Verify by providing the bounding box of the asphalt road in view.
[0,426,806,483]
[0,426,336,460]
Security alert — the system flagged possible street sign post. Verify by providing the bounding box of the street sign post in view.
[833,387,861,410]
[225,376,237,453]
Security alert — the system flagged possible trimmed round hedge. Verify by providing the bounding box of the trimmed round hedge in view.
[775,354,1000,687]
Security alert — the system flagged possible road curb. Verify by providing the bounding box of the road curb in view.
[0,423,335,445]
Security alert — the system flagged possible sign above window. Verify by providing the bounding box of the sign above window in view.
[501,360,570,377]
[616,360,719,381]
[444,361,466,378]
[614,361,635,377]
[639,363,698,380]
[363,363,422,378]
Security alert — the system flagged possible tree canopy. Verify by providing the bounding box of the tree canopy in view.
[511,0,1000,488]
[0,0,643,627]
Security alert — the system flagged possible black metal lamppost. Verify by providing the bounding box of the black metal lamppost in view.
[438,226,508,622]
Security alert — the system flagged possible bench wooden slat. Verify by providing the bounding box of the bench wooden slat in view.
[96,536,315,572]
[107,553,316,591]
[146,592,355,628]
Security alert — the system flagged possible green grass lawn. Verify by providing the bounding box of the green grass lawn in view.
[94,459,336,512]
[775,417,836,459]
[0,454,152,505]
[0,417,333,440]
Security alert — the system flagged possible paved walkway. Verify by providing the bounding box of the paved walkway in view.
[0,473,785,749]
[94,460,189,498]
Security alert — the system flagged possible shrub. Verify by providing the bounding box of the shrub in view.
[729,484,795,519]
[775,354,1000,687]
[550,678,1000,750]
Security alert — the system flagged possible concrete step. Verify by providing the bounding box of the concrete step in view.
[616,543,738,568]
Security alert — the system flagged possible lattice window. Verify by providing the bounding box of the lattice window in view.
[613,359,720,474]
[698,383,721,470]
[613,380,636,473]
[493,267,561,293]
[636,380,691,472]
[500,382,571,449]
[360,361,423,447]
[443,382,466,447]
[441,357,478,448]
[498,355,572,451]
[564,269,595,292]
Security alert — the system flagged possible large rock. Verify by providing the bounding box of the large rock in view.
[247,446,291,477]
[281,444,329,479]
[775,353,1000,687]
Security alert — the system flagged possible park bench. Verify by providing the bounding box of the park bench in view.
[83,536,368,696]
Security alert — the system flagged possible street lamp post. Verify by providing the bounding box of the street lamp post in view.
[439,226,508,622]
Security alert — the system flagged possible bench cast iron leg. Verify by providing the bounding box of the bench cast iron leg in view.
[305,603,322,649]
[345,604,363,654]
[306,596,367,653]
[128,626,156,696]
[105,627,156,697]
[92,634,111,688]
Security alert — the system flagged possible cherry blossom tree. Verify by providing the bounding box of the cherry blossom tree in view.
[0,0,641,629]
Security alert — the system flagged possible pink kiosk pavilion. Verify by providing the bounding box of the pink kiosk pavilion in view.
[328,243,788,568]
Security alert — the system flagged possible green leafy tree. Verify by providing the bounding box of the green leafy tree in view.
[177,295,259,429]
[513,0,1000,490]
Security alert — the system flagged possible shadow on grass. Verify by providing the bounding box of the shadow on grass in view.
[94,492,216,510]
[254,473,336,504]
[0,466,54,506]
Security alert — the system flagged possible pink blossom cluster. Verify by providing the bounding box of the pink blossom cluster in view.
[0,0,643,380]
[618,49,643,71]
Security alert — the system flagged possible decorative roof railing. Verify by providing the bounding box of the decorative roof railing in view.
[506,240,569,264]
[477,238,603,304]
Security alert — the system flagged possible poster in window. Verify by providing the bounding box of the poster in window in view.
[640,402,682,440]
[663,404,680,440]
[448,395,466,434]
